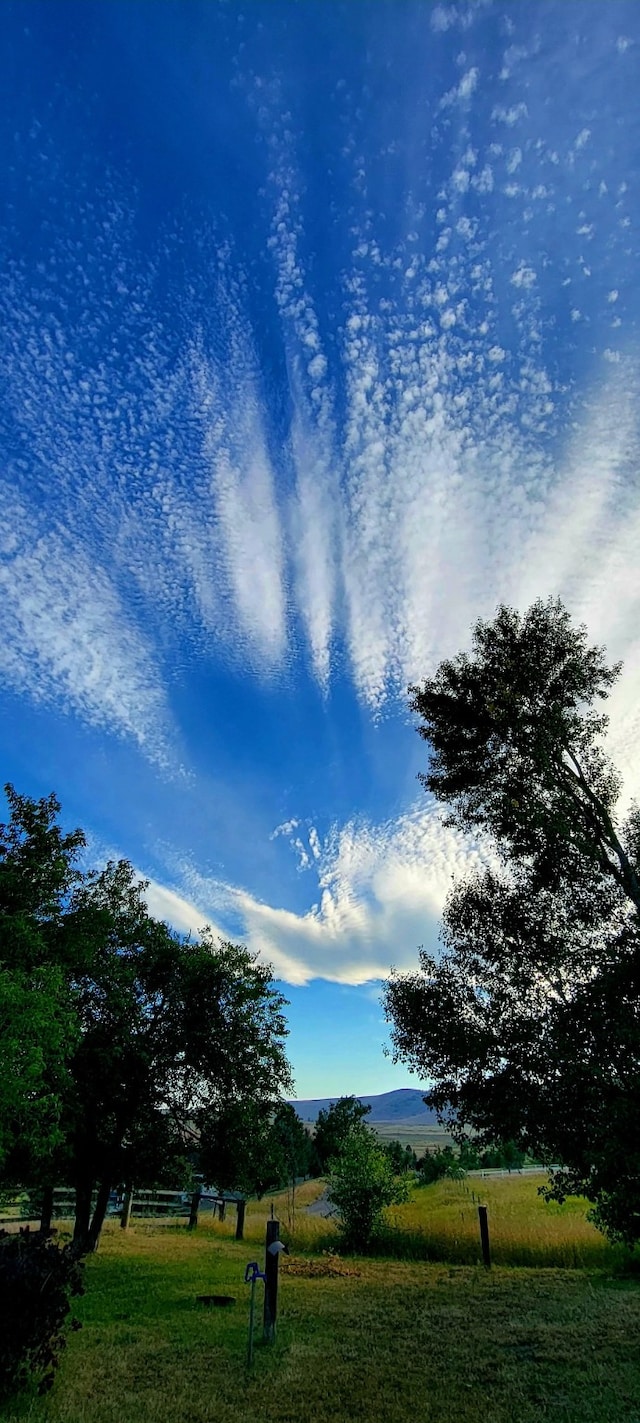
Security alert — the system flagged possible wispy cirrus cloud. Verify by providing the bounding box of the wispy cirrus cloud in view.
[1,7,638,815]
[0,482,172,764]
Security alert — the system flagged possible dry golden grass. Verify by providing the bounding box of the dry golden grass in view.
[381,1172,623,1269]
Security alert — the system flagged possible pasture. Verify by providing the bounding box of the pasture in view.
[370,1120,454,1154]
[3,1176,640,1423]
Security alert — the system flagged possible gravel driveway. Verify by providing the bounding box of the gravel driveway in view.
[305,1188,337,1218]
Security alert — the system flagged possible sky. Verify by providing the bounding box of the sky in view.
[1,1,639,1099]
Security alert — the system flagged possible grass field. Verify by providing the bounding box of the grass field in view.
[370,1121,455,1154]
[3,1177,640,1423]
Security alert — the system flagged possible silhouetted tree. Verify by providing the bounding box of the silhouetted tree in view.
[384,597,640,1246]
[313,1096,372,1173]
[0,788,293,1254]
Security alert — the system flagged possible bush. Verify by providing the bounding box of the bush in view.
[418,1146,466,1184]
[0,1228,84,1401]
[327,1130,410,1251]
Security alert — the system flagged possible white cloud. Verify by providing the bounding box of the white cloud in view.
[431,5,456,32]
[143,877,228,940]
[510,264,537,289]
[229,803,498,985]
[271,819,300,839]
[0,483,172,764]
[491,103,528,126]
[441,67,479,107]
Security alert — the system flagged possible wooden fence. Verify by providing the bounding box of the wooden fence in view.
[0,1186,247,1239]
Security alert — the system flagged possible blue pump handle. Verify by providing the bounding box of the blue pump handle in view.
[244,1261,266,1284]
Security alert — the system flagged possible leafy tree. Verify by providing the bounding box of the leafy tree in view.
[383,597,640,1246]
[270,1102,313,1182]
[327,1129,409,1251]
[199,1100,312,1210]
[313,1096,371,1174]
[65,860,292,1252]
[198,1098,284,1198]
[417,1146,464,1184]
[382,1139,418,1173]
[0,787,85,1183]
[0,788,293,1254]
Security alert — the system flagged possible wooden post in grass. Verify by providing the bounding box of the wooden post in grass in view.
[478,1205,491,1268]
[188,1187,202,1231]
[120,1186,134,1231]
[40,1184,54,1234]
[263,1219,280,1342]
[235,1199,246,1241]
[218,1199,226,1222]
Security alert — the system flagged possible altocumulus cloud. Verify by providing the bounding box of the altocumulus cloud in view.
[1,4,639,994]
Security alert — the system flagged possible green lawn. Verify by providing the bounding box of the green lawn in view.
[3,1178,640,1423]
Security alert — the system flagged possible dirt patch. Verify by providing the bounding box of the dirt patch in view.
[282,1253,361,1279]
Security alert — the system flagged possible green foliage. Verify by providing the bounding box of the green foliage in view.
[269,1101,315,1184]
[382,1138,418,1173]
[384,597,640,1246]
[313,1096,371,1174]
[0,1227,84,1402]
[0,786,85,1176]
[327,1128,410,1250]
[198,1099,282,1197]
[0,785,294,1255]
[418,1146,465,1184]
[199,1100,313,1198]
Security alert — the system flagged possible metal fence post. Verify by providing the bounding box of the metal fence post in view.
[263,1219,280,1342]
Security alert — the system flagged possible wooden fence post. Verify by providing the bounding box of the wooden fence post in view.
[218,1200,226,1222]
[263,1219,280,1342]
[188,1187,201,1230]
[478,1205,491,1268]
[235,1199,246,1241]
[120,1186,134,1231]
[40,1184,54,1234]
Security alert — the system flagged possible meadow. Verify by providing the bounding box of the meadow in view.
[370,1121,454,1155]
[3,1176,640,1423]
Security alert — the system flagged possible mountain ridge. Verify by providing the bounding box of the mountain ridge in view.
[289,1087,437,1124]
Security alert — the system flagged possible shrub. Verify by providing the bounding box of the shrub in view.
[0,1228,84,1402]
[327,1130,410,1251]
[418,1146,465,1184]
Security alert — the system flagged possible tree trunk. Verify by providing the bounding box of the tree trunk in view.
[87,1177,112,1253]
[39,1182,55,1235]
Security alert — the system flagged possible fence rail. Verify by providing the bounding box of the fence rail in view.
[0,1186,248,1233]
[0,1187,192,1225]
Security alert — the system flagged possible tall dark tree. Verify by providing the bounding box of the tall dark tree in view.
[65,860,293,1252]
[0,788,293,1254]
[0,787,85,1182]
[383,597,640,1246]
[313,1096,371,1173]
[198,1098,284,1199]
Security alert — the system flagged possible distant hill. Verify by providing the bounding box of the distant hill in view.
[289,1087,437,1125]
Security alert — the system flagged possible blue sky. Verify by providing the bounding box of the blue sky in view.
[1,1,639,1099]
